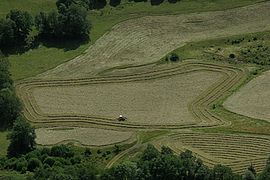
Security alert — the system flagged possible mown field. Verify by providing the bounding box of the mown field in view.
[2,0,270,175]
[30,71,222,126]
[224,70,270,122]
[35,127,135,146]
[0,0,264,80]
[154,131,270,173]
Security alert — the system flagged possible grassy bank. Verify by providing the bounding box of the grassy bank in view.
[1,0,264,80]
[0,131,9,156]
[167,30,270,135]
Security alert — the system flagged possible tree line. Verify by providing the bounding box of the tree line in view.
[0,0,182,51]
[0,1,90,51]
[1,140,270,180]
[0,54,21,128]
[101,144,269,180]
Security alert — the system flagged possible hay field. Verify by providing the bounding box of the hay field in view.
[224,70,270,122]
[35,127,135,146]
[17,61,248,129]
[31,71,222,125]
[154,132,270,173]
[37,1,270,79]
[14,1,270,166]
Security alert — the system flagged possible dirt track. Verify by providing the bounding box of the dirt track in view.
[37,1,270,79]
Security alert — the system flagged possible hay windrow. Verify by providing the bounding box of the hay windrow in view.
[31,71,222,125]
[37,2,270,79]
[154,132,270,173]
[36,127,135,146]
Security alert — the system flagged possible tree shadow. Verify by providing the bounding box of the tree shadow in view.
[1,36,89,56]
[150,0,164,6]
[39,36,90,52]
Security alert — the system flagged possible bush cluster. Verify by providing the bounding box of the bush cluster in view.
[0,145,98,179]
[166,53,181,62]
[102,145,270,180]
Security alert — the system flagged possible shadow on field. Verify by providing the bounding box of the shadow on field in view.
[1,36,89,56]
[39,36,90,52]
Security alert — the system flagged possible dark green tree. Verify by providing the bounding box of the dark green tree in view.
[148,153,182,180]
[210,164,235,180]
[109,0,121,7]
[27,158,42,172]
[0,55,21,128]
[36,5,90,39]
[0,89,21,128]
[0,19,15,48]
[0,55,13,89]
[101,161,137,180]
[180,150,204,179]
[168,0,179,3]
[56,0,76,9]
[50,145,74,158]
[257,157,270,180]
[62,5,90,38]
[150,0,164,6]
[7,117,36,157]
[6,10,33,42]
[35,11,63,38]
[243,169,256,180]
[161,146,173,155]
[141,144,159,161]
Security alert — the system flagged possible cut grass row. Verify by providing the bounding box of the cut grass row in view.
[161,30,270,135]
[35,127,136,147]
[167,30,270,65]
[16,61,247,130]
[153,132,270,173]
[1,0,264,80]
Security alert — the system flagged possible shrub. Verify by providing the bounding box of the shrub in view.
[168,0,178,3]
[113,145,120,154]
[43,157,55,167]
[70,156,81,165]
[84,148,92,157]
[229,53,236,59]
[168,53,180,62]
[0,89,21,128]
[7,117,36,157]
[50,145,74,158]
[40,147,51,155]
[15,159,27,173]
[97,149,102,154]
[27,158,42,172]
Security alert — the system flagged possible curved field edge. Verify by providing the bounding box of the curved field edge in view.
[37,1,270,79]
[16,61,248,129]
[8,0,266,80]
[224,69,270,122]
[160,30,270,135]
[153,132,270,173]
[35,127,137,147]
